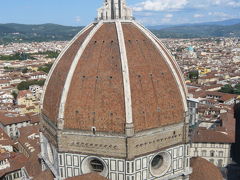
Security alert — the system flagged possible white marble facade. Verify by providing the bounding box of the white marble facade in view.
[41,133,191,180]
[189,142,232,168]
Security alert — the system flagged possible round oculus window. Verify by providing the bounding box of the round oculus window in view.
[151,155,164,169]
[81,157,108,177]
[150,152,171,177]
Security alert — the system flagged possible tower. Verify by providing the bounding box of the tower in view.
[97,0,133,20]
[40,0,192,179]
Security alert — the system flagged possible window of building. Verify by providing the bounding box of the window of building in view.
[150,152,171,177]
[90,159,104,173]
[217,160,223,167]
[60,168,64,177]
[209,159,214,164]
[219,151,223,157]
[127,162,130,173]
[210,151,215,157]
[151,155,164,170]
[202,150,207,156]
[92,127,96,135]
[132,162,134,173]
[194,150,198,157]
[219,143,224,148]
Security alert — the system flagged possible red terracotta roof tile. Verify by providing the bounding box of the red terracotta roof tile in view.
[190,157,223,180]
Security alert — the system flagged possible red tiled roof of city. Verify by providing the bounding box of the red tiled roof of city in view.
[192,110,235,143]
[190,157,223,180]
[0,113,30,126]
[0,153,27,177]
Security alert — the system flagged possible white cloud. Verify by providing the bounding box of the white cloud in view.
[161,14,174,23]
[212,0,223,5]
[165,13,173,18]
[193,14,204,18]
[185,0,240,9]
[136,17,159,25]
[75,16,81,23]
[208,12,234,19]
[227,1,240,7]
[142,12,155,16]
[211,0,240,7]
[133,0,189,11]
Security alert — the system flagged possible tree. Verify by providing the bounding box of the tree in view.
[235,83,240,90]
[219,84,234,94]
[38,63,53,73]
[188,70,199,80]
[22,68,28,73]
[0,52,35,61]
[234,89,240,95]
[11,91,18,100]
[17,80,45,90]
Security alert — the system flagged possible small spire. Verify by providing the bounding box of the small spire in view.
[97,0,133,20]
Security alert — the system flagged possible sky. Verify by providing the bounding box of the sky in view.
[0,0,240,26]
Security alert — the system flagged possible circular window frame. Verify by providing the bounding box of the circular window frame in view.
[81,156,108,177]
[150,152,172,177]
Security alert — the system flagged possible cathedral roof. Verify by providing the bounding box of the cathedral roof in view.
[41,1,187,135]
[190,157,223,180]
[41,20,187,134]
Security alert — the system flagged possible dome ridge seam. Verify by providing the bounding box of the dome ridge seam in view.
[57,21,104,129]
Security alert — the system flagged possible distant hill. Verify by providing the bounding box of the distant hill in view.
[0,19,240,44]
[148,18,240,30]
[153,23,240,38]
[0,23,83,44]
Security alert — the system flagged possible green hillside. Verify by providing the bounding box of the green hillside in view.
[0,22,240,44]
[0,23,83,44]
[152,24,240,38]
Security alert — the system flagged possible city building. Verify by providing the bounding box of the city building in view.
[187,98,199,128]
[189,110,235,168]
[40,0,192,179]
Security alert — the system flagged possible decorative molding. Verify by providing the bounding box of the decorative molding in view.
[115,21,134,135]
[40,23,94,109]
[56,144,190,180]
[57,21,104,129]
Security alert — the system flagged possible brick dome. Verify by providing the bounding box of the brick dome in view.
[41,21,187,134]
[190,157,223,180]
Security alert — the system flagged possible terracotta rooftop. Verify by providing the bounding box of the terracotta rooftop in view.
[18,90,31,98]
[192,110,235,143]
[42,21,187,134]
[0,152,27,178]
[17,125,40,157]
[28,114,40,124]
[0,128,14,146]
[0,112,30,126]
[190,157,223,180]
[34,170,54,180]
